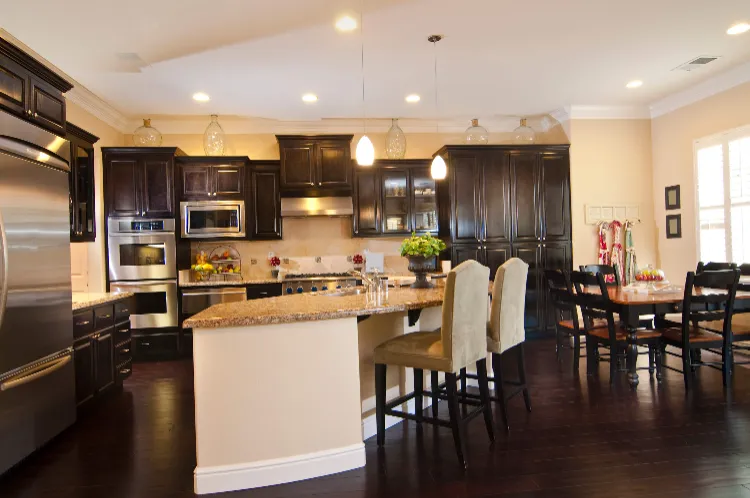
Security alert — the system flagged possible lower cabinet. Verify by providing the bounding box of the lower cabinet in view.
[73,299,132,408]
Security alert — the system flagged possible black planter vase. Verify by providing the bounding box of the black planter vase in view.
[407,255,437,289]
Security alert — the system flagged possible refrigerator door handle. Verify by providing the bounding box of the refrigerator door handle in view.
[0,209,8,332]
[0,136,69,172]
[0,354,71,392]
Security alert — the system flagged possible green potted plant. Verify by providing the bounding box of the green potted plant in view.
[399,233,446,288]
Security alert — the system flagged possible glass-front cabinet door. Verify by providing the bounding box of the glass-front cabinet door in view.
[68,121,99,243]
[411,167,438,233]
[382,170,410,233]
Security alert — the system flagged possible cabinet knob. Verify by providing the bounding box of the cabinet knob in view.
[122,348,131,354]
[119,368,131,375]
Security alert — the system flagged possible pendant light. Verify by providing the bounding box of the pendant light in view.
[429,35,446,180]
[355,0,374,166]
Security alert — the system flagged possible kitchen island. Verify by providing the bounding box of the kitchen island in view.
[184,284,453,495]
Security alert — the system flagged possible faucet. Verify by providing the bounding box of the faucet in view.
[349,268,383,293]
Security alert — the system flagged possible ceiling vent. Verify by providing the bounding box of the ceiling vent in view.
[673,55,721,72]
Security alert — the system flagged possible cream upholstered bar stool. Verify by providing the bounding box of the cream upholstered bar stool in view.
[476,258,532,432]
[374,260,494,469]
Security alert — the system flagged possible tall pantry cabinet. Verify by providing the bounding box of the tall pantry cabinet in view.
[435,145,572,335]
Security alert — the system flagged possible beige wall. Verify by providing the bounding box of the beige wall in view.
[651,81,750,279]
[67,101,125,292]
[569,119,657,270]
[67,102,126,291]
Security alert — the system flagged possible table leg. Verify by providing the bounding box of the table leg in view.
[624,307,640,388]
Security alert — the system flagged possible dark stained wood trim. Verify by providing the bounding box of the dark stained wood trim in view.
[102,147,187,156]
[66,122,100,144]
[434,144,571,157]
[275,134,354,141]
[0,37,73,92]
[177,156,250,165]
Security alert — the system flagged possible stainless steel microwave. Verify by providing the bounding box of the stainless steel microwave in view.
[180,200,246,239]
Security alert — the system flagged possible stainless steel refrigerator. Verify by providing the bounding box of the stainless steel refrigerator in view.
[0,111,75,475]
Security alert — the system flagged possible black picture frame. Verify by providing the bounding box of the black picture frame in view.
[666,214,682,239]
[665,185,681,210]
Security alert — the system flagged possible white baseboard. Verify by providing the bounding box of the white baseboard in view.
[193,443,365,495]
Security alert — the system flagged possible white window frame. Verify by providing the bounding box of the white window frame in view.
[693,123,750,263]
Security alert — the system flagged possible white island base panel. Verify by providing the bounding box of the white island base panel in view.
[192,317,365,495]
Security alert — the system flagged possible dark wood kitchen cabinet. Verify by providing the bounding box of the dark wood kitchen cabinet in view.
[251,161,282,239]
[276,135,353,196]
[352,159,438,237]
[67,123,99,242]
[437,145,571,335]
[176,156,248,200]
[0,38,73,136]
[73,298,132,408]
[103,147,185,218]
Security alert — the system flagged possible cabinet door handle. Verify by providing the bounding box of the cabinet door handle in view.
[141,342,151,346]
[120,308,129,313]
[117,327,129,333]
[259,292,268,296]
[119,368,131,375]
[99,314,112,319]
[77,320,91,326]
[121,348,131,354]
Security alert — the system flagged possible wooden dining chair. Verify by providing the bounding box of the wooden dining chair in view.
[545,269,588,373]
[696,261,737,273]
[659,269,740,389]
[570,271,662,383]
[580,264,620,286]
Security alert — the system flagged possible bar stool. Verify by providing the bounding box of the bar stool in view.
[374,260,493,469]
[457,258,532,431]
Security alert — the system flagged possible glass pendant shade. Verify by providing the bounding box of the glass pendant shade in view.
[203,114,226,156]
[464,119,489,144]
[356,135,375,166]
[133,118,162,146]
[431,155,447,180]
[385,118,407,159]
[513,118,536,144]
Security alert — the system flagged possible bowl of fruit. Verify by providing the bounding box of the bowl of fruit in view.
[635,266,666,283]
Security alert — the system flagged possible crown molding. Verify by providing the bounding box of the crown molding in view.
[67,86,131,133]
[649,60,750,118]
[568,105,651,120]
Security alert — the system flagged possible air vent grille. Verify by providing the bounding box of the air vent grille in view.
[673,56,721,72]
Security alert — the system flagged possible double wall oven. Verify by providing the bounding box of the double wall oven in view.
[108,218,178,330]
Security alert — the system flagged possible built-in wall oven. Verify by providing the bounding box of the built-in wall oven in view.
[180,200,245,239]
[108,218,178,330]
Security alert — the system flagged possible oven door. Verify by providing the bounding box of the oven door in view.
[109,280,178,329]
[180,201,245,239]
[108,233,176,282]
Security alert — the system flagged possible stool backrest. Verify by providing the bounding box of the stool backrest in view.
[442,260,491,371]
[544,269,577,330]
[488,258,529,354]
[579,264,620,286]
[679,269,740,341]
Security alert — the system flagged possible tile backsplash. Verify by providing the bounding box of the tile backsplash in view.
[190,218,410,279]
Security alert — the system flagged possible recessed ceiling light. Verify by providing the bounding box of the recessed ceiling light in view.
[626,80,643,89]
[302,93,318,103]
[405,94,421,103]
[727,22,750,35]
[335,16,358,32]
[192,92,210,102]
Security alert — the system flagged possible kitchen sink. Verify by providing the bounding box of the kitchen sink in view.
[323,288,363,297]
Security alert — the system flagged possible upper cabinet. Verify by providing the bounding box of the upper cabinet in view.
[0,38,72,136]
[103,147,186,219]
[276,135,353,196]
[250,161,282,239]
[176,157,249,200]
[352,159,438,238]
[67,123,99,242]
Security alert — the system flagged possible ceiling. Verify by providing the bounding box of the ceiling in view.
[3,0,750,123]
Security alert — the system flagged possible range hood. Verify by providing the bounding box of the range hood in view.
[280,197,353,217]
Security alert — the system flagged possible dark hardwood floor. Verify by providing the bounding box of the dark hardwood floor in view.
[4,339,750,497]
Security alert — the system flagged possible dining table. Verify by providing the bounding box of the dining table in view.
[602,285,750,388]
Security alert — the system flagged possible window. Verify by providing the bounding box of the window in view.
[695,125,750,263]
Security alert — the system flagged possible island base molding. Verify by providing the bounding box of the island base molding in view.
[193,443,365,495]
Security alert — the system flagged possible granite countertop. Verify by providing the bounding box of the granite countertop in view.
[72,292,134,311]
[179,278,281,288]
[183,282,451,329]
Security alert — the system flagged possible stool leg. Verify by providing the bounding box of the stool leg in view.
[414,368,423,424]
[445,372,467,470]
[430,371,439,418]
[555,323,563,362]
[375,363,386,446]
[460,367,467,396]
[517,344,531,412]
[648,346,655,376]
[586,337,597,376]
[476,359,494,443]
[573,332,581,373]
[491,352,509,433]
